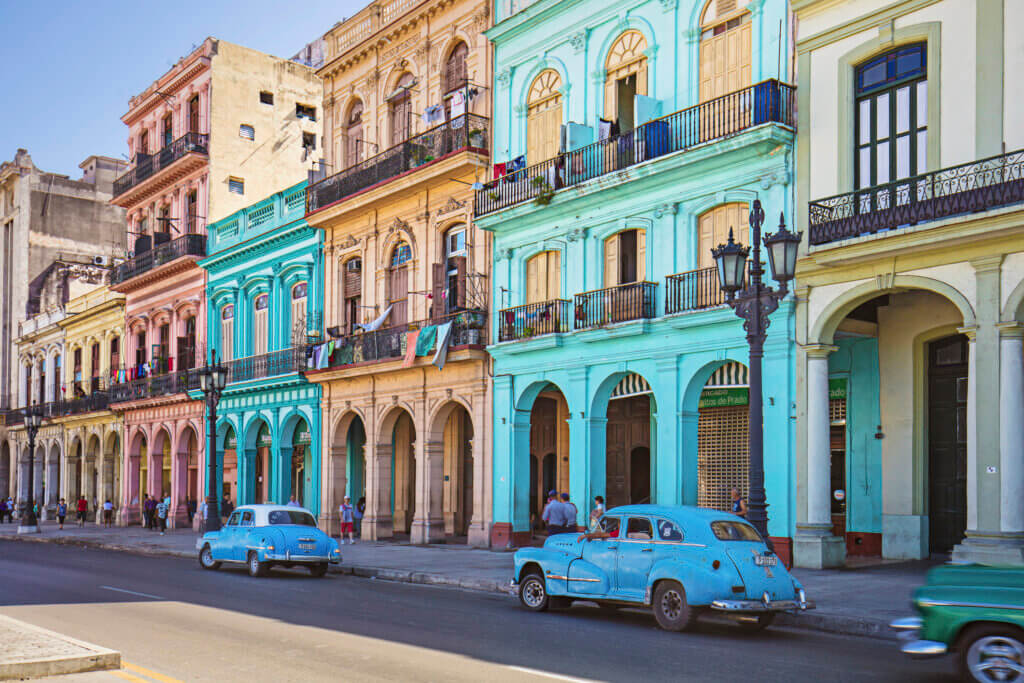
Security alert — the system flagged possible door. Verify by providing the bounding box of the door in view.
[215,511,241,561]
[234,510,255,561]
[568,516,620,596]
[928,334,968,554]
[615,517,655,600]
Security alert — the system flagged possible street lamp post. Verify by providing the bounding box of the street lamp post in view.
[18,405,43,534]
[199,351,228,533]
[711,199,801,547]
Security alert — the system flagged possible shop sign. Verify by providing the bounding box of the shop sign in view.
[699,387,749,409]
[293,426,311,446]
[829,377,847,400]
[225,434,237,449]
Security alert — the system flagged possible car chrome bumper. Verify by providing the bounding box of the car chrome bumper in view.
[710,598,815,613]
[265,553,340,564]
[890,617,947,658]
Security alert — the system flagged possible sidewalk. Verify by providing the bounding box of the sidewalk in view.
[0,613,120,679]
[0,522,926,640]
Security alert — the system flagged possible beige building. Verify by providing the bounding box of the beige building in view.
[793,0,1024,567]
[306,0,493,545]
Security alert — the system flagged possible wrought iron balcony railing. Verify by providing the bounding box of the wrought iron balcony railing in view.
[314,309,487,370]
[307,114,489,213]
[110,369,201,403]
[113,132,210,197]
[476,80,795,216]
[574,282,657,330]
[808,149,1024,246]
[225,347,306,384]
[498,300,571,342]
[110,233,206,285]
[666,264,751,314]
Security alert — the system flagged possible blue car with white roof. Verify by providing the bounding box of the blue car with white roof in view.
[196,504,341,577]
[512,504,814,631]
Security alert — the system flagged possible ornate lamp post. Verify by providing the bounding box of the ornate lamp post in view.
[18,405,43,534]
[199,352,228,533]
[711,199,801,546]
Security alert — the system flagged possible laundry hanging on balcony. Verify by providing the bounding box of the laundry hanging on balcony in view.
[415,325,438,356]
[433,321,454,371]
[450,91,466,119]
[402,330,420,368]
[422,104,444,125]
[355,305,393,332]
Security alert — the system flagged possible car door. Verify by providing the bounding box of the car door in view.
[568,516,620,596]
[234,510,255,561]
[214,511,241,561]
[615,517,656,601]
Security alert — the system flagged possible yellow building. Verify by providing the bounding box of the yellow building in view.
[305,0,493,545]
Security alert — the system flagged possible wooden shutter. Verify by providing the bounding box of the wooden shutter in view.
[389,266,408,326]
[255,307,268,355]
[547,251,560,299]
[526,254,541,304]
[222,318,233,362]
[636,230,646,281]
[292,296,307,342]
[454,255,467,309]
[636,61,648,97]
[604,234,619,287]
[604,78,617,121]
[431,262,445,321]
[698,211,716,269]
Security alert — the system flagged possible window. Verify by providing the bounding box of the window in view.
[239,124,255,141]
[389,73,414,146]
[343,258,362,334]
[268,510,316,526]
[525,250,560,303]
[443,226,467,313]
[698,2,751,102]
[527,70,563,164]
[135,330,146,369]
[296,103,317,121]
[604,31,649,131]
[157,205,170,235]
[854,44,927,191]
[599,516,621,537]
[227,511,241,526]
[158,323,170,372]
[161,113,173,147]
[344,100,364,168]
[625,517,653,541]
[603,229,646,287]
[179,316,196,371]
[188,95,200,133]
[697,203,748,270]
[259,91,274,105]
[221,306,234,362]
[291,282,308,343]
[186,190,198,233]
[254,294,269,355]
[657,519,684,542]
[73,347,82,382]
[240,510,255,527]
[710,520,761,542]
[109,337,119,378]
[389,241,412,326]
[443,41,469,94]
[228,177,244,195]
[302,132,316,151]
[138,130,149,156]
[391,241,412,267]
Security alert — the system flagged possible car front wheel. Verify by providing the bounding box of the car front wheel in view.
[309,563,328,578]
[959,625,1024,683]
[248,552,269,577]
[653,581,697,632]
[519,573,549,612]
[199,545,220,571]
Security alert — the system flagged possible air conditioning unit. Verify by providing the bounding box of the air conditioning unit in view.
[93,255,111,267]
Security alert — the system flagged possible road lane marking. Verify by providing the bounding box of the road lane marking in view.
[99,585,166,600]
[114,671,150,683]
[124,661,184,683]
[506,666,600,683]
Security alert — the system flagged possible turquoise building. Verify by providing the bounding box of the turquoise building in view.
[478,0,798,558]
[197,182,325,517]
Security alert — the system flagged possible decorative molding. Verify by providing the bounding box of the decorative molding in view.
[590,69,606,84]
[338,234,360,249]
[496,69,511,90]
[436,197,466,216]
[388,216,411,234]
[658,0,678,11]
[569,31,587,53]
[653,203,677,219]
[565,227,587,242]
[496,247,514,261]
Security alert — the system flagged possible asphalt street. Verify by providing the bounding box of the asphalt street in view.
[0,540,953,682]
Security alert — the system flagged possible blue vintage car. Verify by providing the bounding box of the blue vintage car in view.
[513,504,814,631]
[196,504,342,577]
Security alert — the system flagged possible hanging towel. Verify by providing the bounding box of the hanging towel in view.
[508,155,526,173]
[493,162,506,179]
[598,118,612,140]
[450,91,466,118]
[402,330,420,367]
[432,322,454,370]
[326,340,335,357]
[415,325,438,355]
[318,343,331,369]
[311,345,322,368]
[356,305,393,332]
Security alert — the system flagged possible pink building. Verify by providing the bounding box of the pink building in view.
[108,38,322,526]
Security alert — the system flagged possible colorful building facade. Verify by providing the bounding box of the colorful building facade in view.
[199,181,324,516]
[305,0,494,545]
[479,0,798,556]
[793,0,1024,566]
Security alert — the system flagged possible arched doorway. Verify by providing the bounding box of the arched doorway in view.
[103,432,119,516]
[389,72,414,146]
[526,70,562,164]
[67,437,83,504]
[220,425,237,505]
[289,417,312,507]
[344,100,364,168]
[179,427,197,505]
[430,402,474,540]
[47,443,61,515]
[697,362,750,513]
[388,241,412,327]
[345,417,366,510]
[86,434,101,518]
[605,374,653,509]
[391,411,416,536]
[249,420,271,505]
[153,429,172,502]
[529,387,569,532]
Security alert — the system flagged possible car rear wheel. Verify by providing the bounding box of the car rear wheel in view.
[198,545,220,571]
[653,581,697,632]
[519,573,549,612]
[737,612,775,633]
[309,563,328,578]
[959,624,1024,683]
[248,552,268,577]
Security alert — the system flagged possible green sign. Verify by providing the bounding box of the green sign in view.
[699,387,749,409]
[225,434,237,449]
[257,423,272,447]
[829,377,848,400]
[293,426,311,446]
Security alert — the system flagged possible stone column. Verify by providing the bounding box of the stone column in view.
[794,344,845,568]
[466,393,489,547]
[411,440,445,544]
[999,324,1024,534]
[363,441,394,540]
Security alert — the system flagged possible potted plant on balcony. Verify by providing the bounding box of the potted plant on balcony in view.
[457,310,486,345]
[469,128,486,148]
[532,175,555,205]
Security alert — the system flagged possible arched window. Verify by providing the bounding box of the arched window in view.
[388,241,412,326]
[390,73,415,146]
[604,229,646,287]
[604,31,648,132]
[291,282,308,343]
[221,305,234,362]
[443,41,469,94]
[254,294,269,356]
[527,70,563,164]
[390,241,412,267]
[526,250,560,303]
[345,100,364,168]
[699,0,751,102]
[697,203,749,270]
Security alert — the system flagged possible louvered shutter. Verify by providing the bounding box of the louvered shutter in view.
[637,61,648,97]
[454,255,467,309]
[526,254,541,304]
[636,230,646,281]
[698,212,716,269]
[604,234,619,287]
[431,262,445,321]
[547,251,560,299]
[222,318,234,362]
[604,78,617,121]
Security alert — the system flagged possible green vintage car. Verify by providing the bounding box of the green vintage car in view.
[892,564,1024,682]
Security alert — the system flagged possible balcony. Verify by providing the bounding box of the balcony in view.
[113,132,209,199]
[808,149,1024,246]
[307,114,489,214]
[573,282,657,330]
[225,347,306,384]
[665,264,752,314]
[475,80,795,216]
[110,233,206,286]
[315,310,487,370]
[110,369,201,404]
[498,300,571,342]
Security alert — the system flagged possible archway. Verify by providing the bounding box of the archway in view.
[103,432,120,517]
[524,384,570,535]
[602,373,655,510]
[391,411,416,536]
[126,431,147,524]
[428,401,475,541]
[695,362,750,513]
[46,442,61,514]
[152,429,172,502]
[179,427,197,505]
[67,437,83,505]
[85,434,101,519]
[219,424,237,506]
[244,419,272,505]
[0,440,10,499]
[288,416,313,507]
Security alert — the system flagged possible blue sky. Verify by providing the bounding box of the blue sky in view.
[0,0,364,175]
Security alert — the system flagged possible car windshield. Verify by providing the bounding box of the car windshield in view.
[710,521,762,542]
[267,510,317,527]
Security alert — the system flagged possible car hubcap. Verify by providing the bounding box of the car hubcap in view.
[969,636,1024,682]
[661,589,683,621]
[250,558,259,573]
[202,549,212,565]
[523,579,545,608]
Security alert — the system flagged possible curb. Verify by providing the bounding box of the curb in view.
[0,615,121,680]
[3,534,893,641]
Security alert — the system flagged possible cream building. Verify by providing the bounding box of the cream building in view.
[793,0,1024,567]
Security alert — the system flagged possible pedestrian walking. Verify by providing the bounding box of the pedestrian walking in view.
[5,497,13,523]
[589,495,605,532]
[542,490,562,535]
[0,497,6,524]
[76,496,88,527]
[144,495,157,530]
[103,499,114,528]
[354,496,365,538]
[186,497,196,526]
[156,497,169,535]
[339,496,356,544]
[221,494,234,522]
[57,499,67,529]
[561,493,578,532]
[730,487,748,518]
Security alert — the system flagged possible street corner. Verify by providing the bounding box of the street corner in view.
[0,613,120,680]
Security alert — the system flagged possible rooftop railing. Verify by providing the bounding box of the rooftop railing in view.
[573,282,657,330]
[476,80,794,216]
[808,148,1024,246]
[307,113,489,213]
[110,233,206,285]
[113,132,209,197]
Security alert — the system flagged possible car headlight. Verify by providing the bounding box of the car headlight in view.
[266,545,274,551]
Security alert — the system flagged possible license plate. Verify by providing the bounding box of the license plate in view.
[754,554,778,567]
[298,543,315,551]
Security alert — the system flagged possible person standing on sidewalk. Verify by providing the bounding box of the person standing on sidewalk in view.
[221,494,233,523]
[76,496,88,527]
[57,499,67,529]
[589,495,605,532]
[186,497,196,526]
[0,497,6,524]
[561,493,578,533]
[354,497,365,538]
[156,497,169,535]
[5,496,14,523]
[542,490,562,535]
[145,495,158,530]
[103,499,114,528]
[339,496,355,544]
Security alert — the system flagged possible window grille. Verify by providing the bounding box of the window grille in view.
[698,404,749,512]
